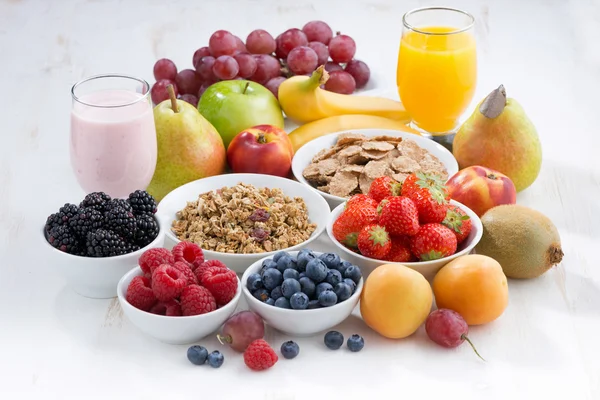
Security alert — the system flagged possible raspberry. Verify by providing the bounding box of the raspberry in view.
[138,248,175,274]
[180,285,217,316]
[126,276,157,311]
[152,264,188,301]
[195,259,227,282]
[172,261,199,285]
[149,299,182,316]
[200,266,238,306]
[172,241,205,270]
[243,339,278,371]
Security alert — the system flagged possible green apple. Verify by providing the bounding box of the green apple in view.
[198,80,285,148]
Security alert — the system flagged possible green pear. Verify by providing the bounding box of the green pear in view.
[147,86,226,202]
[453,85,542,192]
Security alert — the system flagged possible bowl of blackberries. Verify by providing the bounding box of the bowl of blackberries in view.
[241,249,363,336]
[42,190,165,298]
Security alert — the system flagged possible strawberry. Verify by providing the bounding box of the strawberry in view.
[332,205,378,248]
[410,223,457,261]
[385,235,416,262]
[377,196,420,236]
[401,172,449,199]
[401,172,449,224]
[346,194,379,210]
[441,205,472,244]
[367,176,402,203]
[357,224,392,259]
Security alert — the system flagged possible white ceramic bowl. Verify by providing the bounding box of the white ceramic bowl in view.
[117,266,242,345]
[42,219,166,299]
[241,251,364,337]
[326,200,483,281]
[156,173,330,274]
[291,129,459,209]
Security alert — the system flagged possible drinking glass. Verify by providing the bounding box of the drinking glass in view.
[397,7,477,137]
[70,74,157,199]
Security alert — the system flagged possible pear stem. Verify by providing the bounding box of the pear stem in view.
[242,81,250,95]
[167,84,178,113]
[461,334,485,361]
[479,85,506,119]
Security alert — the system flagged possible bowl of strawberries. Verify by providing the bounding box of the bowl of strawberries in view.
[326,172,483,280]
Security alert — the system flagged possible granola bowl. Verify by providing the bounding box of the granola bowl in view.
[156,174,330,274]
[291,129,459,209]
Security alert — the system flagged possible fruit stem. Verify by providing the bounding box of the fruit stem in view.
[167,84,178,113]
[462,334,485,361]
[258,133,267,144]
[242,81,250,95]
[479,85,506,119]
[216,334,232,345]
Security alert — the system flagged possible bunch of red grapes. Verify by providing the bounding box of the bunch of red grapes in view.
[151,21,371,108]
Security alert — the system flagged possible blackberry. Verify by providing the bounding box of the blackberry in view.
[79,192,111,212]
[69,208,103,240]
[134,214,159,247]
[45,203,80,233]
[127,190,157,216]
[85,229,131,257]
[104,206,137,240]
[47,225,81,254]
[105,198,133,212]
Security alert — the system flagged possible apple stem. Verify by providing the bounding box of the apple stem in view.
[257,133,267,144]
[242,81,250,95]
[167,84,178,113]
[479,85,506,119]
[461,334,485,361]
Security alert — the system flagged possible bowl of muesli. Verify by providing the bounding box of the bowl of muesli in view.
[291,129,459,209]
[156,174,330,274]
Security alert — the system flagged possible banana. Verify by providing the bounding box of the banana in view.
[279,65,411,124]
[288,114,421,151]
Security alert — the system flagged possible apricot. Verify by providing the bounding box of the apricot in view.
[360,264,433,339]
[432,254,508,325]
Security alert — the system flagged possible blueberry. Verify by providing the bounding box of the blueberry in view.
[318,289,337,307]
[187,345,208,365]
[283,268,300,280]
[306,259,328,283]
[344,265,362,284]
[273,251,290,263]
[277,255,296,273]
[347,334,364,352]
[290,292,309,309]
[325,269,343,286]
[319,252,341,270]
[344,278,357,293]
[296,249,316,272]
[307,299,321,309]
[246,273,263,291]
[274,296,291,309]
[265,297,275,306]
[281,278,301,298]
[315,282,333,298]
[252,288,270,302]
[280,340,300,359]
[270,285,283,300]
[334,282,353,302]
[337,260,353,275]
[207,350,224,368]
[260,259,277,275]
[262,268,283,290]
[324,331,344,350]
[299,276,316,298]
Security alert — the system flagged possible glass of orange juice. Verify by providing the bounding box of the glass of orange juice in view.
[397,7,477,136]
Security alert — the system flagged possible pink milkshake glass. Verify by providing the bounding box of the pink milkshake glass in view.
[70,74,157,199]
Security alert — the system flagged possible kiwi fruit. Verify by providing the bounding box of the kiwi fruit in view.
[475,204,564,279]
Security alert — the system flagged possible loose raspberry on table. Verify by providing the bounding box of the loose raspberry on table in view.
[195,259,228,282]
[172,261,199,285]
[180,285,217,316]
[243,339,278,371]
[172,241,205,270]
[126,276,157,311]
[152,264,188,301]
[138,248,175,274]
[149,299,182,316]
[200,266,238,306]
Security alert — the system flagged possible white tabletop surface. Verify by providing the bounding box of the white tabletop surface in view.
[1,0,600,399]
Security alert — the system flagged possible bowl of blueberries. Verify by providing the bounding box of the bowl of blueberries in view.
[241,249,363,336]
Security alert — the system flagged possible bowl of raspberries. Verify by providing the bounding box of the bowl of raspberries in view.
[42,190,165,298]
[117,242,241,345]
[326,173,483,280]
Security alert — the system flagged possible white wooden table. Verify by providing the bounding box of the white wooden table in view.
[1,0,599,398]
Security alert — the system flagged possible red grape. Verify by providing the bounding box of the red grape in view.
[249,54,281,84]
[217,311,265,352]
[287,46,318,75]
[324,61,343,72]
[196,56,217,81]
[265,76,286,99]
[151,79,177,104]
[274,34,286,59]
[308,41,329,66]
[234,35,248,54]
[213,55,239,80]
[328,34,356,64]
[234,53,258,78]
[246,29,276,54]
[344,59,370,89]
[192,47,211,69]
[179,94,199,108]
[197,81,213,99]
[302,20,333,45]
[175,69,202,95]
[425,309,484,361]
[324,70,356,94]
[153,58,177,81]
[276,28,308,58]
[209,30,238,57]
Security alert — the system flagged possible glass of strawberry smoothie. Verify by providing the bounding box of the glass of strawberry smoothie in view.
[70,74,157,198]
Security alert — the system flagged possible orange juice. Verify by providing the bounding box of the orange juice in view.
[397,26,477,133]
